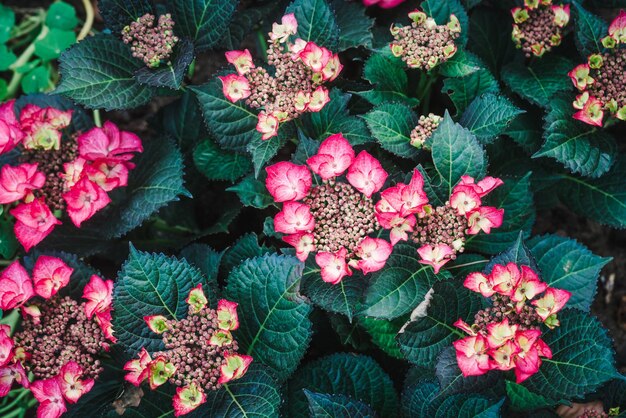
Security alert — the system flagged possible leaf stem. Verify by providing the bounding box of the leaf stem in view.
[77,0,95,41]
[6,25,49,98]
[93,109,102,127]
[256,30,268,62]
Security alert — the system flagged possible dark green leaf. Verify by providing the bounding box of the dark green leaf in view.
[573,3,608,56]
[225,254,312,381]
[305,391,378,417]
[302,263,364,321]
[328,313,372,351]
[359,52,419,107]
[435,395,503,418]
[46,1,79,30]
[221,233,272,276]
[98,0,154,33]
[359,316,406,359]
[0,4,15,44]
[398,280,484,368]
[168,0,238,51]
[439,49,481,78]
[468,8,516,75]
[227,174,274,209]
[56,33,154,110]
[422,0,469,47]
[286,353,399,417]
[247,134,284,178]
[219,6,268,50]
[179,243,222,291]
[460,94,524,144]
[332,0,373,50]
[505,113,544,154]
[505,381,559,411]
[162,91,206,152]
[362,102,419,159]
[435,347,503,398]
[285,0,340,49]
[442,68,499,114]
[134,38,194,89]
[0,218,18,259]
[401,379,439,418]
[528,234,611,311]
[35,28,77,61]
[484,231,538,274]
[194,139,252,182]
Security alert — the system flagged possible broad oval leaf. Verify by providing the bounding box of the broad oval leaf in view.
[224,253,312,381]
[285,0,339,49]
[359,52,419,107]
[194,138,253,182]
[98,0,154,33]
[505,381,559,411]
[359,316,406,359]
[168,0,238,51]
[134,38,195,90]
[362,102,420,159]
[573,3,608,56]
[439,49,481,78]
[305,391,378,418]
[332,0,373,50]
[468,9,516,75]
[56,33,154,110]
[459,94,524,144]
[484,231,539,274]
[442,68,499,115]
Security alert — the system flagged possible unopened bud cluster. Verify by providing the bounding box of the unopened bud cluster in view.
[122,13,178,68]
[511,0,570,58]
[411,203,466,260]
[389,9,460,71]
[473,294,541,333]
[409,113,442,148]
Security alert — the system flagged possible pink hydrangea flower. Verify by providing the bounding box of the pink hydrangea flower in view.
[0,100,24,155]
[84,160,129,192]
[532,287,572,324]
[30,377,67,418]
[123,348,152,386]
[573,95,604,127]
[63,177,111,227]
[269,13,298,43]
[453,335,491,377]
[0,325,14,367]
[219,74,252,103]
[0,163,46,204]
[351,237,393,274]
[57,361,94,404]
[218,352,253,384]
[19,105,72,151]
[608,10,626,43]
[10,199,60,252]
[225,49,255,75]
[274,201,315,234]
[77,120,143,162]
[282,232,315,262]
[173,382,206,417]
[0,362,29,397]
[216,299,240,331]
[265,161,312,202]
[417,244,454,274]
[32,255,73,300]
[315,248,352,284]
[346,151,388,198]
[467,206,505,235]
[306,133,355,180]
[82,275,114,320]
[256,112,279,140]
[363,0,406,8]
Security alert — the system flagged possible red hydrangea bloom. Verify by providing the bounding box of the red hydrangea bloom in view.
[266,134,392,284]
[0,100,24,155]
[19,105,72,151]
[32,255,73,300]
[10,198,61,252]
[453,263,570,382]
[63,177,111,227]
[0,163,46,205]
[30,377,67,418]
[0,260,34,311]
[77,120,143,162]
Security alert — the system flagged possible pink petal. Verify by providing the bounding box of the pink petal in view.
[82,275,113,319]
[282,232,315,262]
[315,247,352,284]
[346,151,388,198]
[32,256,73,300]
[265,161,312,202]
[306,133,355,179]
[274,201,315,234]
[0,261,34,310]
[63,178,111,227]
[353,237,393,274]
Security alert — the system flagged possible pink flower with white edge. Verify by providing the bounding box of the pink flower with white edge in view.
[225,49,255,75]
[568,63,594,91]
[376,212,416,246]
[173,382,207,417]
[82,275,113,320]
[0,163,46,204]
[459,175,504,198]
[218,352,253,384]
[20,105,72,151]
[84,160,129,192]
[30,377,67,418]
[294,91,311,112]
[449,185,482,216]
[467,206,504,235]
[77,121,142,162]
[453,319,476,336]
[148,357,176,390]
[379,170,428,218]
[573,95,604,127]
[307,86,330,112]
[551,4,570,28]
[299,42,331,72]
[186,284,208,313]
[256,112,279,140]
[306,134,355,180]
[316,248,352,284]
[32,255,73,300]
[63,177,111,227]
[217,299,240,331]
[218,74,251,103]
[417,244,454,274]
[270,13,298,43]
[289,38,308,58]
[513,346,541,383]
[321,54,343,82]
[57,361,94,404]
[60,157,86,189]
[123,348,152,386]
[486,318,518,349]
[274,201,315,234]
[0,261,34,310]
[93,308,116,345]
[489,339,520,371]
[608,10,626,43]
[511,265,548,308]
[0,325,14,367]
[346,151,388,198]
[282,232,315,262]
[532,287,571,323]
[0,362,29,396]
[0,100,24,155]
[144,315,169,334]
[10,198,60,251]
[351,237,393,274]
[265,161,312,202]
[453,335,491,377]
[363,0,406,8]
[464,272,495,298]
[490,263,521,297]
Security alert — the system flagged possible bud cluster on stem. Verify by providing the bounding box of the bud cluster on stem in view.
[511,0,570,58]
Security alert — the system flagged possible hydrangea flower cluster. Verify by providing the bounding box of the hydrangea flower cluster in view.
[122,13,179,68]
[266,133,392,284]
[511,0,570,58]
[453,263,571,383]
[362,0,405,8]
[0,101,143,251]
[376,173,504,273]
[389,9,460,71]
[124,285,252,417]
[0,256,115,418]
[568,11,626,127]
[409,113,442,148]
[220,14,342,140]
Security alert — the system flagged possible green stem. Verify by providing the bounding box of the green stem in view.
[0,310,20,332]
[256,30,268,61]
[0,389,30,415]
[0,259,15,266]
[6,25,49,98]
[77,0,94,41]
[93,109,102,127]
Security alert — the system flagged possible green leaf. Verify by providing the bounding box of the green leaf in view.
[191,77,261,152]
[134,38,194,89]
[401,379,439,418]
[56,33,154,110]
[179,243,222,291]
[528,234,611,311]
[421,0,469,47]
[225,254,312,381]
[195,364,282,418]
[285,0,340,49]
[302,263,364,321]
[435,396,503,418]
[442,68,499,115]
[485,231,538,274]
[439,49,481,78]
[398,280,484,368]
[35,28,77,61]
[534,95,616,178]
[168,0,238,51]
[465,173,535,255]
[435,347,504,398]
[161,91,206,152]
[227,174,274,209]
[0,45,17,71]
[332,0,373,50]
[359,52,419,107]
[329,313,372,351]
[459,94,524,144]
[305,391,378,417]
[558,156,626,228]
[0,4,15,44]
[247,134,285,178]
[359,315,406,359]
[468,8,516,76]
[524,309,620,401]
[194,139,252,182]
[286,353,399,417]
[46,2,78,30]
[502,56,573,108]
[505,113,544,154]
[361,242,445,320]
[430,112,487,196]
[219,6,269,50]
[21,66,50,94]
[98,0,154,33]
[221,233,272,276]
[573,3,608,56]
[0,218,18,259]
[505,381,559,411]
[446,253,489,279]
[112,246,211,354]
[362,102,419,159]
[300,89,372,145]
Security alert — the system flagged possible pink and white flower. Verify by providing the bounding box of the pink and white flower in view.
[0,100,24,155]
[0,362,29,397]
[282,232,315,262]
[306,133,355,180]
[0,261,34,310]
[225,49,255,75]
[417,244,454,274]
[269,13,298,43]
[218,352,253,384]
[265,161,312,202]
[256,112,279,140]
[63,178,111,227]
[57,361,94,403]
[0,163,45,204]
[216,299,240,331]
[82,275,114,320]
[123,348,152,386]
[346,151,388,198]
[573,95,604,127]
[173,382,206,417]
[532,287,572,322]
[218,74,251,103]
[608,10,626,43]
[351,237,393,274]
[32,256,73,300]
[307,87,331,112]
[298,43,332,73]
[10,199,60,252]
[274,201,315,234]
[463,272,495,297]
[316,248,352,284]
[453,335,491,377]
[467,206,504,235]
[30,377,67,418]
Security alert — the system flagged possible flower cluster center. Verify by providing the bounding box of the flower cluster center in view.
[411,203,466,258]
[122,13,178,68]
[587,52,626,108]
[473,294,541,333]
